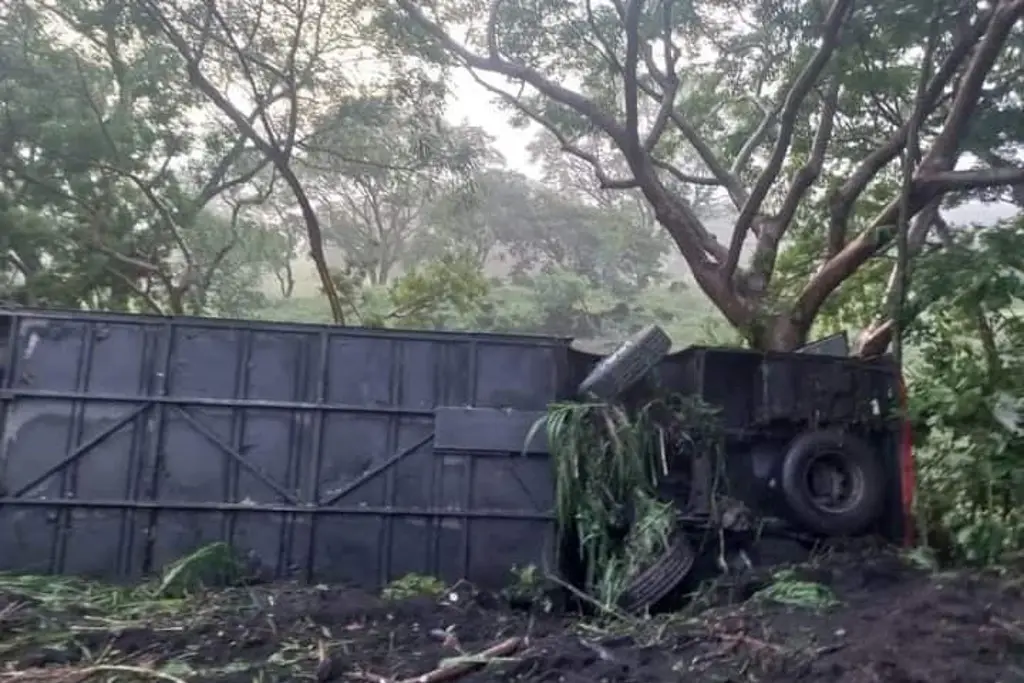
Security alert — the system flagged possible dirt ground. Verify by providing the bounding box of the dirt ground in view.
[2,549,1023,683]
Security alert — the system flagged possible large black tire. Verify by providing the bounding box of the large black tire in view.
[578,324,671,400]
[779,429,886,537]
[618,531,695,614]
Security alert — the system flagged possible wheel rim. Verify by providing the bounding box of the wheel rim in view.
[801,449,865,514]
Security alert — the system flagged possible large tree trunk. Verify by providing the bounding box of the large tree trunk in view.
[750,313,813,351]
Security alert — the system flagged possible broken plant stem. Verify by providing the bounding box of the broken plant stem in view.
[76,664,190,683]
[541,569,637,624]
[356,637,523,683]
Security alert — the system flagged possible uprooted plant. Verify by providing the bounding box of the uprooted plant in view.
[541,395,722,610]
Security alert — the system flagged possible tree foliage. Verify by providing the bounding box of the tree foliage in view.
[0,0,291,313]
[303,116,493,285]
[414,168,670,292]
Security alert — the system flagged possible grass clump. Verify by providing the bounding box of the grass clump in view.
[541,396,719,610]
[754,569,839,610]
[0,542,247,621]
[154,542,245,599]
[382,573,447,601]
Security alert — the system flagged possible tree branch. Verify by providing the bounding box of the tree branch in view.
[196,89,293,205]
[798,0,1024,327]
[398,0,630,146]
[748,78,841,296]
[642,0,679,153]
[141,0,346,324]
[90,161,196,267]
[196,171,281,307]
[205,0,281,149]
[724,0,854,280]
[584,0,624,74]
[623,0,641,152]
[978,151,1024,205]
[635,47,750,208]
[651,159,723,186]
[856,201,940,356]
[665,110,751,210]
[825,5,994,256]
[921,166,1024,192]
[777,78,841,238]
[464,67,637,189]
[101,263,167,315]
[730,102,782,178]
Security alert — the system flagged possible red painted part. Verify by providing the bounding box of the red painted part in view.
[898,374,916,546]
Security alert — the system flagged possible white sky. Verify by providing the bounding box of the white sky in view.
[446,71,542,177]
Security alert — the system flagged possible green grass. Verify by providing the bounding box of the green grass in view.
[753,569,840,610]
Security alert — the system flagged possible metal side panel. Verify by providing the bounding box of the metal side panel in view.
[0,310,565,589]
[434,407,549,455]
[796,332,850,357]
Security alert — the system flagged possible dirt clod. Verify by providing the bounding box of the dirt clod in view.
[1,550,1022,683]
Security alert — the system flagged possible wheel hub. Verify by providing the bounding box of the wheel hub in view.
[805,451,864,513]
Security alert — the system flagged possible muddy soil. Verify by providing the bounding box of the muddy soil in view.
[1,550,1022,683]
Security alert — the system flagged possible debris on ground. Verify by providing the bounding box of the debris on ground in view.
[1,549,1022,683]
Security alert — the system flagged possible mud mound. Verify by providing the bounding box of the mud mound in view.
[1,551,1022,683]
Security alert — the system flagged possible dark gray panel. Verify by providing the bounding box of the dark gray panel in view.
[149,511,228,571]
[62,509,129,578]
[311,515,384,585]
[168,326,243,399]
[476,344,561,409]
[388,517,434,580]
[0,509,54,573]
[797,333,850,357]
[10,318,87,392]
[434,407,549,455]
[2,400,76,499]
[473,456,554,512]
[467,518,556,587]
[158,408,233,503]
[0,309,568,589]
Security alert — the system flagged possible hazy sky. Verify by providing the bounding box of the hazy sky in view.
[446,71,541,176]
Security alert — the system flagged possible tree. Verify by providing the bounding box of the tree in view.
[388,0,1024,352]
[416,167,670,293]
[133,0,353,320]
[1,0,181,310]
[906,216,1024,563]
[255,250,490,329]
[139,0,496,323]
[0,0,278,314]
[184,207,293,316]
[303,112,493,285]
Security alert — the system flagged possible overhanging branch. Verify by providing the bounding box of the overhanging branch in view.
[797,0,1024,325]
[623,0,641,152]
[748,78,841,296]
[637,39,749,208]
[826,5,995,256]
[397,0,731,273]
[922,166,1024,192]
[724,0,854,280]
[463,67,637,189]
[730,101,782,178]
[396,0,631,147]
